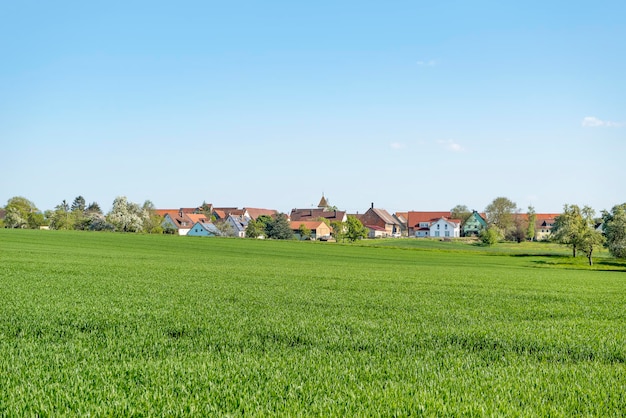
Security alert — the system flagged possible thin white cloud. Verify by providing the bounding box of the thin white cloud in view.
[416,59,437,67]
[390,142,405,150]
[437,139,464,152]
[582,116,622,128]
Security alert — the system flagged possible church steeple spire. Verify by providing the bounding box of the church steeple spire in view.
[318,194,328,209]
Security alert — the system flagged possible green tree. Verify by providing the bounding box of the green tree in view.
[86,202,102,215]
[4,196,39,229]
[578,206,605,266]
[266,213,293,240]
[345,215,367,242]
[510,211,528,243]
[450,204,472,224]
[330,220,346,243]
[602,203,626,258]
[479,227,500,246]
[297,224,311,240]
[245,219,265,238]
[485,197,518,239]
[141,200,164,234]
[49,200,72,230]
[71,196,86,212]
[200,201,213,219]
[552,204,583,257]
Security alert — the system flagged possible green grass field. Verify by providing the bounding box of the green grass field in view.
[1,230,625,415]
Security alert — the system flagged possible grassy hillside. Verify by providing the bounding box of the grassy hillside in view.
[1,230,625,415]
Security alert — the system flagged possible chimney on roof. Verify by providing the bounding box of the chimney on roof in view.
[371,202,374,209]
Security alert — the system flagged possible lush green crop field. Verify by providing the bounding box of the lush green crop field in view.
[1,230,625,416]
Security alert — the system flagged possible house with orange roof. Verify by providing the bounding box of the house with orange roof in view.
[186,213,212,225]
[290,220,332,241]
[161,211,194,235]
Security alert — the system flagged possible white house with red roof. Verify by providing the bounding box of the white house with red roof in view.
[430,217,461,238]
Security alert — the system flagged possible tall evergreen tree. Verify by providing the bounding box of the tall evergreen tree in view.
[266,213,293,240]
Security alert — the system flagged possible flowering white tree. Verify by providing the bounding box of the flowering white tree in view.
[107,196,144,232]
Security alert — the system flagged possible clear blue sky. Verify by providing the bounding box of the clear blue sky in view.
[1,1,624,214]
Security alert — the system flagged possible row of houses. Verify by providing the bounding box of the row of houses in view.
[158,196,561,241]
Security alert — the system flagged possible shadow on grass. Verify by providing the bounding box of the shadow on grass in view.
[529,257,626,272]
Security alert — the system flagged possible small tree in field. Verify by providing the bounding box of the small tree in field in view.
[552,204,584,257]
[331,221,346,243]
[578,206,604,266]
[479,227,500,246]
[345,216,367,242]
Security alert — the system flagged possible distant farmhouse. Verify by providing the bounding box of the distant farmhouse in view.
[355,203,403,238]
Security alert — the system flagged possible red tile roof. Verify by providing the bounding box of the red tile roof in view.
[155,209,179,217]
[290,221,327,230]
[245,208,279,220]
[186,214,211,224]
[407,211,451,227]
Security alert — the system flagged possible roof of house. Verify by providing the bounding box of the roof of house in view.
[407,211,452,227]
[192,222,220,234]
[227,214,249,232]
[318,195,328,208]
[162,212,194,228]
[432,217,462,227]
[244,208,278,220]
[535,213,560,221]
[155,209,180,217]
[212,207,243,219]
[290,221,327,230]
[369,208,402,226]
[180,207,200,214]
[186,214,211,224]
[290,208,346,222]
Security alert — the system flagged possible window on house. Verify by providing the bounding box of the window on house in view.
[445,231,450,237]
